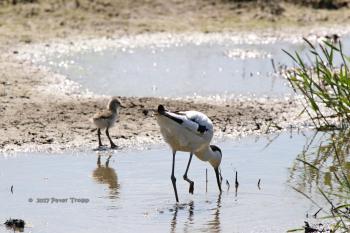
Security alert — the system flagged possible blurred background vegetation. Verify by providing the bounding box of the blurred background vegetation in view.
[0,0,348,38]
[1,0,349,9]
[0,0,349,15]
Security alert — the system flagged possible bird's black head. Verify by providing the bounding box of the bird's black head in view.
[210,145,222,154]
[210,145,223,193]
[209,145,222,168]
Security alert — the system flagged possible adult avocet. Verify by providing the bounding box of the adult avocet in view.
[92,97,123,149]
[156,105,222,202]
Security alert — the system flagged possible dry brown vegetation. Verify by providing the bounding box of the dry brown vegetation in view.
[0,0,349,48]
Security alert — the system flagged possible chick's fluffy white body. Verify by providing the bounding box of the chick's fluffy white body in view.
[92,110,118,129]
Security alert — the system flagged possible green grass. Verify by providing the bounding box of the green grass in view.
[284,38,350,130]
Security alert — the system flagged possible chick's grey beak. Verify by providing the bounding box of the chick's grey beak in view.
[214,167,222,193]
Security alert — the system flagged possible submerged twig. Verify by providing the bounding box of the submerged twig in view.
[235,171,239,197]
[205,168,208,193]
[271,58,277,73]
[313,208,322,218]
[257,179,261,190]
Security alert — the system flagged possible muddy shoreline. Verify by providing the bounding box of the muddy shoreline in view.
[1,44,308,153]
[1,1,349,152]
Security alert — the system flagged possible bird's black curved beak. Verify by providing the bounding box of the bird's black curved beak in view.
[214,167,222,193]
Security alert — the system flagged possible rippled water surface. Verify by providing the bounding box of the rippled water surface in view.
[0,132,331,233]
[41,35,350,98]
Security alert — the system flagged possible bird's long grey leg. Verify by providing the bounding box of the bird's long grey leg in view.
[105,128,117,149]
[171,150,179,202]
[97,128,103,147]
[183,153,194,194]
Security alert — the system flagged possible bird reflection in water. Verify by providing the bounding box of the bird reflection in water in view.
[170,194,221,233]
[206,193,222,233]
[170,202,194,233]
[92,151,120,199]
[170,203,179,233]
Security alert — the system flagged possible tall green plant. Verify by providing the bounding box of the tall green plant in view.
[284,38,350,130]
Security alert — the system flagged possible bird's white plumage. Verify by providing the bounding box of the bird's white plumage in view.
[157,110,215,161]
[157,105,222,201]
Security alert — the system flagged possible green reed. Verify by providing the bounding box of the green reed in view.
[284,38,350,130]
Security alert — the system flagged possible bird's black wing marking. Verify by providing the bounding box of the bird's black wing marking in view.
[174,111,208,133]
[189,117,208,133]
[173,111,187,115]
[197,124,207,133]
[158,106,207,133]
[162,112,183,124]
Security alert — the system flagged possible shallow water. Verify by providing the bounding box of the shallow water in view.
[0,131,332,233]
[41,35,350,99]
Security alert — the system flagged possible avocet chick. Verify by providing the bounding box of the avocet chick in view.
[92,97,123,149]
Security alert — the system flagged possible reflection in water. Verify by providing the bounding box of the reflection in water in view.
[92,152,120,199]
[289,130,350,228]
[5,226,24,233]
[170,194,222,233]
[183,201,194,233]
[170,203,178,233]
[170,202,193,233]
[206,194,222,233]
[289,130,350,196]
